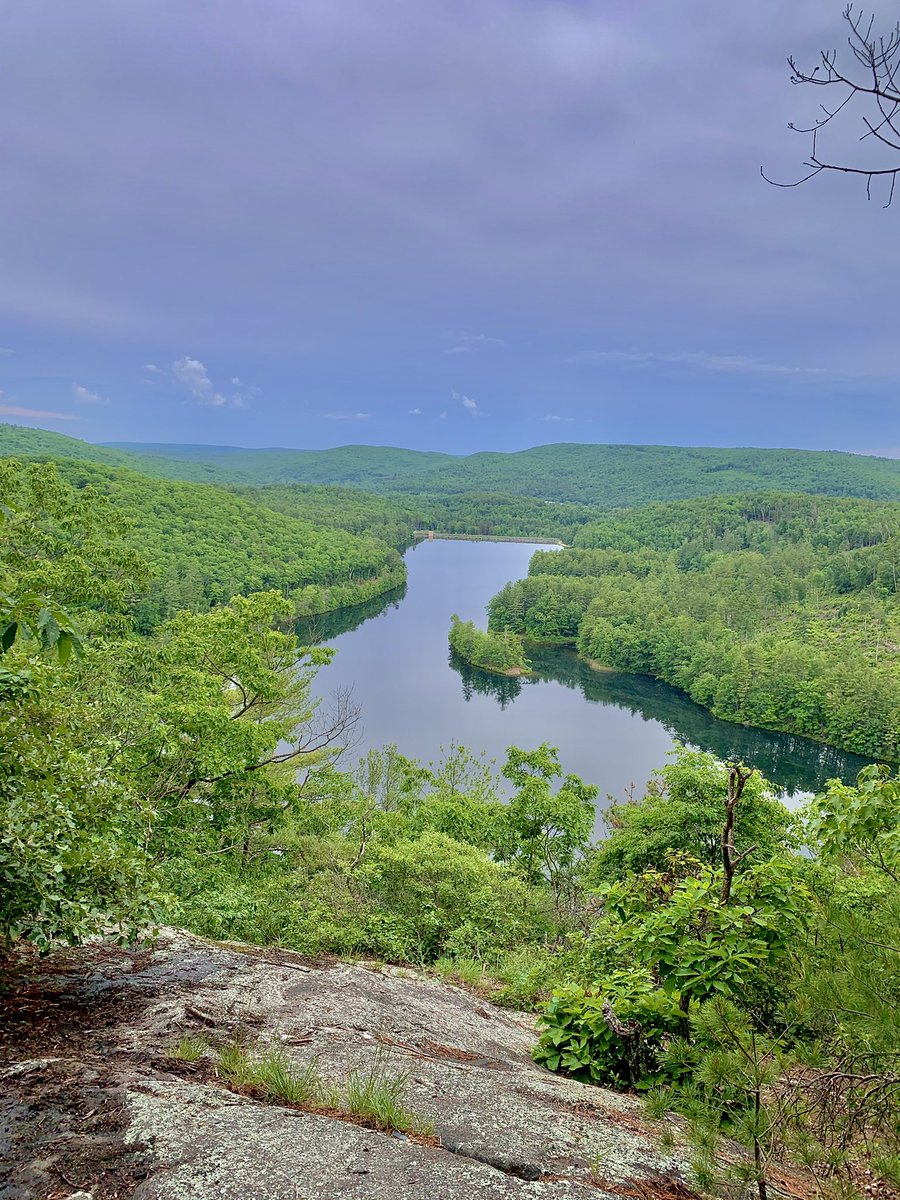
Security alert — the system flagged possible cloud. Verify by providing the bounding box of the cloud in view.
[541,413,574,422]
[171,356,257,407]
[173,356,226,406]
[0,402,78,421]
[566,349,833,378]
[454,391,481,417]
[408,406,422,415]
[72,382,109,405]
[439,411,448,420]
[324,411,370,420]
[0,347,14,356]
[443,330,506,355]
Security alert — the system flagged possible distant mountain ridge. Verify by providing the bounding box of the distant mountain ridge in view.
[3,422,900,506]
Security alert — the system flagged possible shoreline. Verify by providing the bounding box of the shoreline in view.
[413,531,566,547]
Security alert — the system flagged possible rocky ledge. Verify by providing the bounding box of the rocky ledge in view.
[0,930,801,1200]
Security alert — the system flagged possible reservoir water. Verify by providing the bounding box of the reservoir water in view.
[303,539,871,824]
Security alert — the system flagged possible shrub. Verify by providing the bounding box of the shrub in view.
[534,973,685,1088]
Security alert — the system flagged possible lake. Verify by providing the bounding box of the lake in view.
[302,538,871,826]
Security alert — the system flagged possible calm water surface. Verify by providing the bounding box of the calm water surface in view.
[303,539,871,825]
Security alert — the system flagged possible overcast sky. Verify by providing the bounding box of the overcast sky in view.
[0,1,897,454]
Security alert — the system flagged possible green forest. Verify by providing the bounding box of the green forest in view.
[9,459,407,630]
[1,438,898,1197]
[487,493,900,759]
[5,421,900,506]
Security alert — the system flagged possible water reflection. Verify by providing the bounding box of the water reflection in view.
[296,583,407,644]
[450,648,524,708]
[472,644,872,796]
[525,648,878,796]
[306,539,874,807]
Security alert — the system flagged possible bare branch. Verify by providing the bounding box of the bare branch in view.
[765,7,900,203]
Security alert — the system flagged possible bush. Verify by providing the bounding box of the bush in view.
[534,973,685,1088]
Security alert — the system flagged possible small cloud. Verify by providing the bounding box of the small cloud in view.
[173,356,226,406]
[453,390,481,417]
[541,414,574,422]
[443,330,506,355]
[409,407,422,415]
[0,402,78,422]
[144,363,163,375]
[324,411,371,420]
[439,411,448,420]
[73,383,109,406]
[171,356,257,408]
[0,347,14,355]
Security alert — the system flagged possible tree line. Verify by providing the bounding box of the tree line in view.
[488,493,900,760]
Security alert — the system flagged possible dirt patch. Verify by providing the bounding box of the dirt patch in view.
[0,944,173,1199]
[594,1177,703,1200]
[0,1058,153,1200]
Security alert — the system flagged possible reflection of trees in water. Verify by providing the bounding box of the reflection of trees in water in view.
[450,649,523,709]
[523,645,871,795]
[295,584,407,645]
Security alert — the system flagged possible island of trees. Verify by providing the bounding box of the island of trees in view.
[448,614,531,675]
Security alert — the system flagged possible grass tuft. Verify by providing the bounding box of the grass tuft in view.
[169,1033,208,1062]
[345,1048,434,1135]
[253,1047,327,1106]
[215,1040,431,1135]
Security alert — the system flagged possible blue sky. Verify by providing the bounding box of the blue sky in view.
[0,1,898,455]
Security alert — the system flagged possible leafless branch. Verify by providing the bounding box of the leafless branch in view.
[763,5,900,204]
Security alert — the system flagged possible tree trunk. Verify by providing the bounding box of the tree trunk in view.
[720,763,754,904]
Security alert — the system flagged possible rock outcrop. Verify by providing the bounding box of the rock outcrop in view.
[1,930,704,1199]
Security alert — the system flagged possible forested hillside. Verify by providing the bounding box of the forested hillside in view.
[101,437,900,503]
[0,423,256,483]
[256,484,594,543]
[3,458,405,629]
[488,493,900,759]
[5,423,900,508]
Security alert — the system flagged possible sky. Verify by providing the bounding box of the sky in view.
[0,0,898,455]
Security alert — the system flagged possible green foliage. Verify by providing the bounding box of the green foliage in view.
[590,747,795,883]
[664,999,791,1200]
[534,766,899,1194]
[3,424,898,1189]
[0,458,151,626]
[215,1041,431,1134]
[354,830,536,960]
[0,463,163,950]
[534,973,685,1087]
[448,614,530,674]
[806,764,899,878]
[43,458,406,628]
[0,661,163,949]
[602,859,808,1007]
[217,1041,336,1108]
[490,492,900,759]
[0,591,83,663]
[497,744,597,892]
[170,1034,207,1062]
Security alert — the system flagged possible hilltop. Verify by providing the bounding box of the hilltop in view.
[3,422,900,506]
